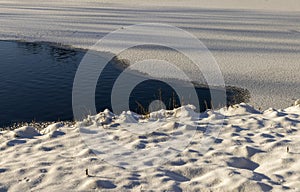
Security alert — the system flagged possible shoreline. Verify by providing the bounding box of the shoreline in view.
[0,40,251,130]
[0,1,300,191]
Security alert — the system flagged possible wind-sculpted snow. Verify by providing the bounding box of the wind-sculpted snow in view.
[0,102,300,191]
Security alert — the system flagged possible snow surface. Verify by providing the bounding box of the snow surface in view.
[0,0,300,109]
[1,2,300,191]
[1,103,300,191]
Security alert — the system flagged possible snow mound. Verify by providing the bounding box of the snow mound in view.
[116,111,140,124]
[41,123,64,135]
[173,105,198,118]
[227,103,261,115]
[95,109,115,125]
[14,126,40,138]
[149,109,168,120]
[263,108,287,118]
[40,123,65,138]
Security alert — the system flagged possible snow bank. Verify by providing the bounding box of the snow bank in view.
[0,101,300,191]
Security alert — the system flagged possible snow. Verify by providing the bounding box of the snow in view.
[40,123,65,138]
[295,99,300,106]
[13,126,41,139]
[40,123,62,134]
[1,1,300,191]
[0,0,300,109]
[1,103,300,191]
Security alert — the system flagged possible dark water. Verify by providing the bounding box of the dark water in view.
[0,41,249,127]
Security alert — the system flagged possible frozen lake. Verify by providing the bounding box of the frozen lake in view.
[1,1,299,110]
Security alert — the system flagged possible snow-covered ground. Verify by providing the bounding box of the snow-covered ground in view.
[0,0,300,109]
[1,1,300,191]
[1,103,300,191]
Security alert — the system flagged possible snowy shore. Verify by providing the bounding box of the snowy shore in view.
[1,102,300,191]
[1,1,300,191]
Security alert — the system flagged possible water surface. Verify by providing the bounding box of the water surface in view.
[0,41,249,127]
